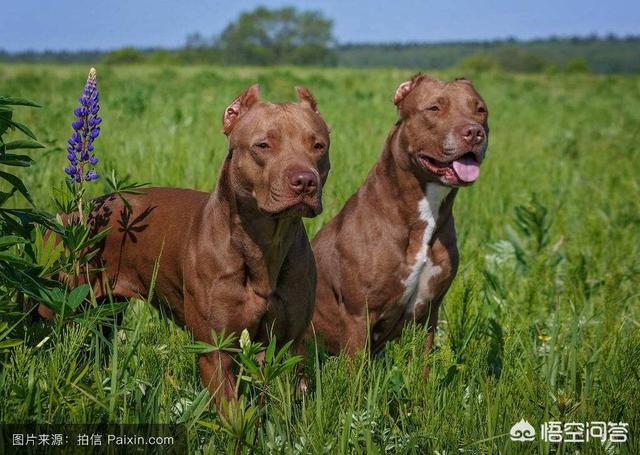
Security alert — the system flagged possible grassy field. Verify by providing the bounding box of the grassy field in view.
[1,64,639,453]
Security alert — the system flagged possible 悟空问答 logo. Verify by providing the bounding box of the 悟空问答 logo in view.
[510,419,536,441]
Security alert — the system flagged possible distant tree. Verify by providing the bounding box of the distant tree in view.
[147,49,179,65]
[185,32,209,49]
[103,47,145,64]
[565,57,590,73]
[3,33,640,73]
[457,53,499,74]
[496,47,547,73]
[216,6,336,65]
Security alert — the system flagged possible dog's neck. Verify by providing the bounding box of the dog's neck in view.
[363,125,458,233]
[209,157,300,294]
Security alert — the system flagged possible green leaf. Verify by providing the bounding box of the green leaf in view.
[197,420,222,432]
[0,109,13,136]
[77,248,100,264]
[0,208,58,230]
[0,339,23,350]
[76,227,110,251]
[0,96,42,107]
[75,302,128,321]
[0,235,26,249]
[0,251,35,266]
[42,288,67,311]
[2,139,45,151]
[238,352,260,376]
[186,341,217,354]
[0,154,34,167]
[8,120,38,141]
[0,171,33,204]
[0,189,17,206]
[33,228,64,272]
[265,336,277,363]
[274,339,295,365]
[66,284,91,310]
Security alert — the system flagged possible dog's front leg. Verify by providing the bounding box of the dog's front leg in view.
[183,280,240,406]
[422,300,441,379]
[199,350,236,404]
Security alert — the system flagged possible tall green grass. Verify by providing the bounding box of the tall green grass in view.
[0,65,639,453]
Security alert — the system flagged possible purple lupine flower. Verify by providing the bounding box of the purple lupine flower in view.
[65,68,101,182]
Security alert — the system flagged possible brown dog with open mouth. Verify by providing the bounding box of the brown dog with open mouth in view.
[310,74,488,362]
[40,84,331,400]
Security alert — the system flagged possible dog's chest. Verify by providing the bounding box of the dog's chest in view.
[399,183,450,316]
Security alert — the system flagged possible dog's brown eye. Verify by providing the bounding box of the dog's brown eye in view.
[314,142,325,150]
[477,106,487,113]
[254,142,270,149]
[427,105,439,112]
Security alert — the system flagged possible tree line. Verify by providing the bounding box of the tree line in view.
[1,6,639,73]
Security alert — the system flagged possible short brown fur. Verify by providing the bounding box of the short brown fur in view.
[41,85,331,402]
[310,75,489,363]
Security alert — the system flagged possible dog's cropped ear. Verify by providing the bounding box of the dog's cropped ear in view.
[295,86,318,113]
[393,73,427,106]
[223,84,260,135]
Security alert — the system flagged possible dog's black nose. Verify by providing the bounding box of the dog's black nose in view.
[461,123,485,145]
[288,170,318,196]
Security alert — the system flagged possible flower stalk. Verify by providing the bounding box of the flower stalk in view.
[64,67,102,225]
[65,67,101,184]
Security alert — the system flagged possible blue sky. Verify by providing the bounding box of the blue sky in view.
[4,0,639,51]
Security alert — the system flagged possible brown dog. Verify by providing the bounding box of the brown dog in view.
[43,85,331,400]
[310,74,488,361]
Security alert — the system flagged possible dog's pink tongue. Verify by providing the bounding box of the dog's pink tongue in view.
[452,156,480,182]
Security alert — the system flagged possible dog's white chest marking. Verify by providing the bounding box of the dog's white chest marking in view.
[400,183,450,315]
